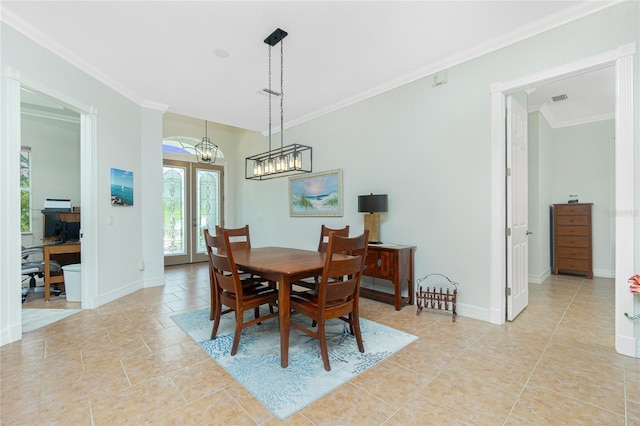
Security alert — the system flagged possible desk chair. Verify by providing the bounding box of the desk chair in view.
[21,245,62,303]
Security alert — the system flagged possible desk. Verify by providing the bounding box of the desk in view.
[232,247,330,368]
[43,242,81,301]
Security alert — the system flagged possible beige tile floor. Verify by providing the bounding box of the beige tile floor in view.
[3,266,639,425]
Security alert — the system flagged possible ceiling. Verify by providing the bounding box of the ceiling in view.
[2,1,618,132]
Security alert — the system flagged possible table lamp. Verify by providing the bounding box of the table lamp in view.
[358,193,388,244]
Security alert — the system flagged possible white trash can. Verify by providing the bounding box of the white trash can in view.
[62,263,82,302]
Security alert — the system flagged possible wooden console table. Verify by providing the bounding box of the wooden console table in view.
[360,244,416,310]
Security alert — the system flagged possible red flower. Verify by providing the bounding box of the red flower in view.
[629,274,640,294]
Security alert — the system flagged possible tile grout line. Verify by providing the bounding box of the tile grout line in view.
[502,278,585,424]
[378,325,487,425]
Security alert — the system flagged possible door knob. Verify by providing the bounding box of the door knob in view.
[526,231,533,235]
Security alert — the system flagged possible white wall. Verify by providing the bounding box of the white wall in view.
[550,119,616,277]
[528,112,545,283]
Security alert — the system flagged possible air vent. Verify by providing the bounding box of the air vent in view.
[551,94,568,102]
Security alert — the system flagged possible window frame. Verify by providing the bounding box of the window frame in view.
[20,147,32,234]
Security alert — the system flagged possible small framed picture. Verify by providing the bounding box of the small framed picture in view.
[110,168,134,206]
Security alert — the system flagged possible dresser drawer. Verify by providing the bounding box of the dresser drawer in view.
[555,225,589,236]
[556,247,590,260]
[555,236,589,248]
[555,204,590,216]
[556,258,590,273]
[556,215,589,226]
[364,250,393,279]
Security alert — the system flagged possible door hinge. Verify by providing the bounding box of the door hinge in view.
[506,168,511,177]
[505,287,511,296]
[505,227,511,237]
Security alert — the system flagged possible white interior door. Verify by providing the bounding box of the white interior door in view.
[506,94,529,321]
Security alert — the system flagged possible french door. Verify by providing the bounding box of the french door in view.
[163,159,224,266]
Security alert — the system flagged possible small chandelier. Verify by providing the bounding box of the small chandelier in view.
[245,28,312,180]
[195,120,218,164]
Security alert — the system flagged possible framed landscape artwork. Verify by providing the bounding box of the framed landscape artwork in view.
[289,169,343,217]
[110,168,134,206]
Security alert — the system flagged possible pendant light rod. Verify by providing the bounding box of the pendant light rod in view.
[280,38,284,152]
[246,27,312,180]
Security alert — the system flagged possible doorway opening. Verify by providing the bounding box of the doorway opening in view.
[490,43,636,358]
[20,88,83,314]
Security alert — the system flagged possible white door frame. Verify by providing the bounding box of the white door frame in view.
[3,67,98,343]
[489,43,636,357]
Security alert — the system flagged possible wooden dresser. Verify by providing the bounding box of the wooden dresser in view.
[552,203,593,278]
[360,244,415,310]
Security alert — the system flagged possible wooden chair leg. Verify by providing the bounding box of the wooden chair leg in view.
[351,313,365,353]
[231,312,243,356]
[210,300,223,339]
[210,292,216,321]
[318,321,331,371]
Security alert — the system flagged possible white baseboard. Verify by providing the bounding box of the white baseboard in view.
[92,279,143,308]
[616,334,637,358]
[143,275,165,288]
[456,303,491,323]
[0,322,22,347]
[593,268,615,279]
[529,268,551,284]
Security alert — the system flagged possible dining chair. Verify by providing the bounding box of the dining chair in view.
[294,224,350,291]
[204,228,272,321]
[289,230,369,371]
[214,225,251,251]
[207,230,279,355]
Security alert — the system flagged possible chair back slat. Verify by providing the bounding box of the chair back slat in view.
[215,225,251,252]
[317,225,350,253]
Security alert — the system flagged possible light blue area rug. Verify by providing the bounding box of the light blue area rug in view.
[171,308,417,420]
[22,309,81,333]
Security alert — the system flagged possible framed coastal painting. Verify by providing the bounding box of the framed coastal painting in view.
[110,168,134,206]
[289,169,343,217]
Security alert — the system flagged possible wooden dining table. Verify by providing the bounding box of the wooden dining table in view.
[232,246,335,368]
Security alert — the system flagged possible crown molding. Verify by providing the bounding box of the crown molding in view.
[537,104,614,129]
[1,8,169,112]
[281,1,623,132]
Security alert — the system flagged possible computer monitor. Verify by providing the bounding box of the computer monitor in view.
[61,220,81,242]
